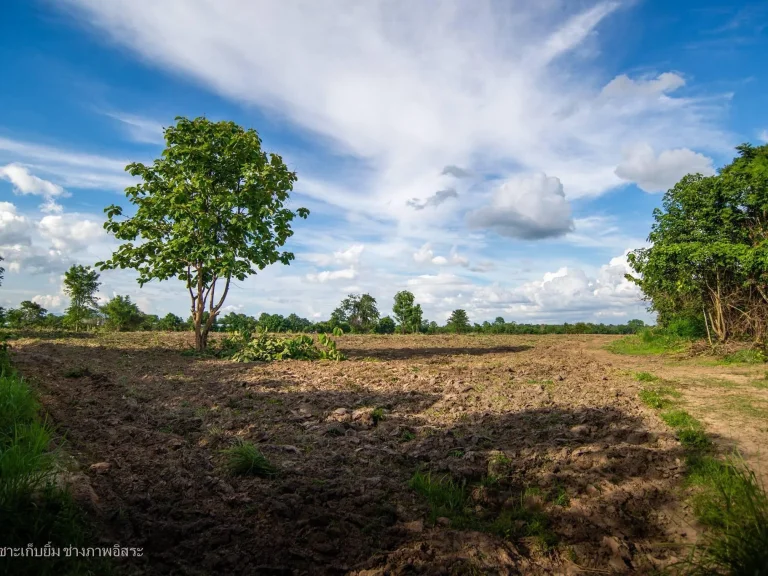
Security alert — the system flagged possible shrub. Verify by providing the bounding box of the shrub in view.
[225,328,345,362]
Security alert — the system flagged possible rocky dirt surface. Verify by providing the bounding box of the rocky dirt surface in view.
[12,333,699,575]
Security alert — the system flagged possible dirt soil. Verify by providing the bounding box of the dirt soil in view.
[12,333,743,575]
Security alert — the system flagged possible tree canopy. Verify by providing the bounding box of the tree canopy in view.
[628,143,768,342]
[332,294,380,333]
[392,290,423,333]
[101,295,144,331]
[446,309,471,333]
[63,265,101,331]
[97,116,309,351]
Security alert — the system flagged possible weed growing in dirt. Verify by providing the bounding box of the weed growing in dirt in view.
[408,471,470,526]
[549,485,570,508]
[490,489,558,551]
[371,407,385,425]
[635,371,659,382]
[399,430,416,442]
[222,439,277,477]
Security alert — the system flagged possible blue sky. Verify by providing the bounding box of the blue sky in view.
[1,0,766,324]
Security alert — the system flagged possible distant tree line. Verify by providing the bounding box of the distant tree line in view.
[0,267,646,336]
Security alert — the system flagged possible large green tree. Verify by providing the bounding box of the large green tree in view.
[63,265,101,331]
[392,290,423,333]
[97,116,309,352]
[333,294,380,333]
[446,309,471,333]
[628,144,768,342]
[100,295,144,331]
[158,313,186,331]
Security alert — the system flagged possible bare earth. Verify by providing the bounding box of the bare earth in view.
[11,333,768,575]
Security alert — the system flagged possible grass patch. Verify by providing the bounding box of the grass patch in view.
[408,471,559,550]
[636,361,768,575]
[408,471,471,527]
[685,458,768,575]
[639,387,677,409]
[221,439,277,477]
[719,348,766,365]
[635,371,660,382]
[606,329,690,356]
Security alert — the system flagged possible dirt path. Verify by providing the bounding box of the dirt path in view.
[11,333,732,574]
[580,337,768,485]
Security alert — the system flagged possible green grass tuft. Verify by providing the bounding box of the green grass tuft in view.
[635,371,660,382]
[222,439,277,477]
[685,459,768,575]
[409,471,470,526]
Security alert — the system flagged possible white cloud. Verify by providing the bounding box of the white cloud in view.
[304,243,365,267]
[305,267,357,283]
[759,130,768,143]
[0,163,65,197]
[32,293,64,311]
[467,173,574,239]
[38,214,106,251]
[0,163,71,213]
[412,243,470,267]
[0,202,32,246]
[58,0,729,224]
[0,136,135,191]
[615,143,716,193]
[413,243,434,264]
[600,72,686,99]
[104,112,166,144]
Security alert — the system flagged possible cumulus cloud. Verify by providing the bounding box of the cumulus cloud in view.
[406,188,459,210]
[38,214,105,251]
[760,130,768,143]
[615,143,715,193]
[32,293,65,311]
[304,244,365,267]
[0,163,70,213]
[305,267,357,283]
[0,202,32,246]
[467,173,574,239]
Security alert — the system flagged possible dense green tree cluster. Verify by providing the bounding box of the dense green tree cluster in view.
[628,144,768,342]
